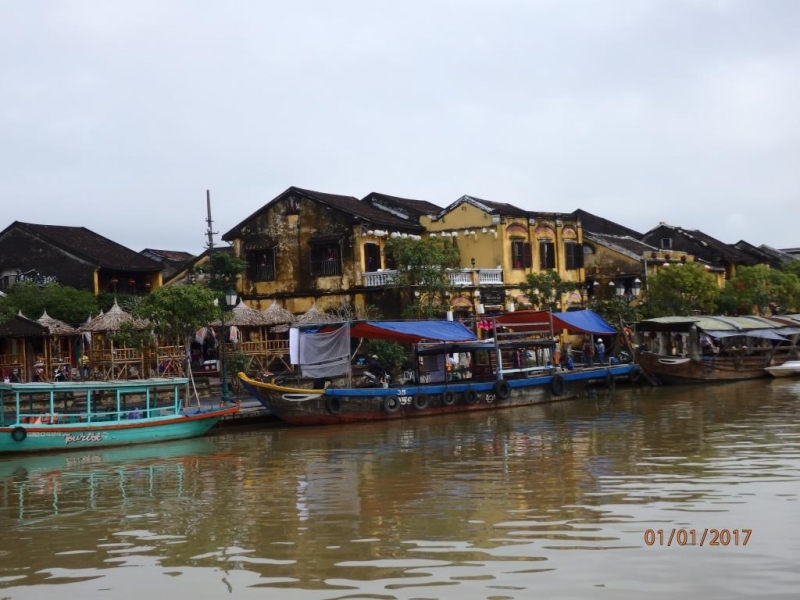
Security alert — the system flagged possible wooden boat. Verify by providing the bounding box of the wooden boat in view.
[636,315,800,385]
[0,377,239,455]
[238,312,638,426]
[765,360,800,378]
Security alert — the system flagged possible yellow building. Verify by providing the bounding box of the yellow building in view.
[422,195,585,314]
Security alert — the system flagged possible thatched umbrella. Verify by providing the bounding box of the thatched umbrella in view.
[37,310,79,336]
[297,304,336,325]
[262,300,295,325]
[210,299,275,328]
[81,299,148,333]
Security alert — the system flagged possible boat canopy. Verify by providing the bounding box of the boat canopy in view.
[495,309,616,335]
[348,320,478,343]
[704,329,788,341]
[638,315,786,333]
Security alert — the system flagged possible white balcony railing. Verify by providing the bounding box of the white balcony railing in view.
[363,267,504,288]
[363,270,398,287]
[478,268,504,285]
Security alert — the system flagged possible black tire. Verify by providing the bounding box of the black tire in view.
[551,374,565,396]
[494,380,511,400]
[629,365,642,383]
[413,394,429,410]
[465,389,479,404]
[11,426,27,443]
[605,371,616,389]
[383,396,400,413]
[442,391,456,406]
[325,396,342,415]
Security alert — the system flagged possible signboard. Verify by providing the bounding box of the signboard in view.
[480,288,505,305]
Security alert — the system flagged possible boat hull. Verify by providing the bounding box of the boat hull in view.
[0,406,238,455]
[765,360,800,378]
[638,352,771,384]
[239,365,636,426]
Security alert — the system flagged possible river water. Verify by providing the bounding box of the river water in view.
[1,378,799,599]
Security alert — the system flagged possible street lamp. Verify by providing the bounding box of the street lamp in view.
[220,287,238,403]
[632,278,642,298]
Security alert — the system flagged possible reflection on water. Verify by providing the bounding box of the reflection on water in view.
[1,379,799,599]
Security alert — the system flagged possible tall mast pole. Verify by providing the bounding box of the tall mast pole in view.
[205,189,217,250]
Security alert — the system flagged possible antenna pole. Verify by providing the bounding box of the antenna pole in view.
[205,189,217,249]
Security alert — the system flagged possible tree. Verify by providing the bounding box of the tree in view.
[646,262,720,316]
[196,251,247,297]
[384,236,460,319]
[780,259,800,281]
[587,297,644,325]
[717,264,800,316]
[5,282,98,326]
[133,285,220,345]
[518,271,579,312]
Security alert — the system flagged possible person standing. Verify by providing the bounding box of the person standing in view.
[595,338,606,365]
[582,338,594,367]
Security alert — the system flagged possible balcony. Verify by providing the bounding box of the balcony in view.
[362,268,504,288]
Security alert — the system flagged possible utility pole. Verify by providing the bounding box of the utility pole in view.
[205,189,217,250]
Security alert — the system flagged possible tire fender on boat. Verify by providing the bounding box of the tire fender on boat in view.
[465,389,479,405]
[629,365,642,383]
[551,374,565,396]
[11,426,27,443]
[325,396,342,415]
[413,394,429,410]
[383,396,400,413]
[605,371,616,389]
[494,380,511,400]
[442,391,456,406]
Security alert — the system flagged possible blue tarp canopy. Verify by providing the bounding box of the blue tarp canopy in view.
[496,309,616,335]
[349,320,478,343]
[552,310,617,335]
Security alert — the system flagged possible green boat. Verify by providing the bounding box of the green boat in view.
[0,377,238,455]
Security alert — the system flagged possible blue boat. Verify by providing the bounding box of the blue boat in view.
[0,377,238,455]
[239,312,638,426]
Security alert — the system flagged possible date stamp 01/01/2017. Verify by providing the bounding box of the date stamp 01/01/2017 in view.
[644,528,752,547]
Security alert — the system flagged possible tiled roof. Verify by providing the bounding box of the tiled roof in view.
[6,222,162,271]
[223,186,423,240]
[440,195,529,219]
[571,209,642,238]
[362,192,442,217]
[0,314,49,338]
[141,249,195,264]
[586,233,657,259]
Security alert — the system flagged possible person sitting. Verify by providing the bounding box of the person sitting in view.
[366,355,389,385]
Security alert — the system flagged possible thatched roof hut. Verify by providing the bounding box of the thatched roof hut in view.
[210,299,274,327]
[37,310,79,336]
[81,300,148,332]
[297,304,336,325]
[262,300,295,325]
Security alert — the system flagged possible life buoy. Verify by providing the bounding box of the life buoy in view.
[551,374,565,396]
[494,380,511,400]
[326,396,342,415]
[383,396,400,413]
[605,371,616,389]
[465,389,479,404]
[442,391,456,406]
[629,365,642,383]
[413,394,429,410]
[11,426,27,443]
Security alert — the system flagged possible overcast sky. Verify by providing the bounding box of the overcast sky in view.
[2,1,798,256]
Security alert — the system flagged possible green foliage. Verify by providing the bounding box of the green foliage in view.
[587,297,644,325]
[0,294,14,322]
[6,282,98,326]
[646,262,720,316]
[362,339,407,377]
[96,292,144,315]
[384,236,460,319]
[717,264,800,315]
[133,285,219,345]
[518,271,579,311]
[196,251,247,296]
[111,321,155,350]
[780,259,800,280]
[224,352,251,392]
